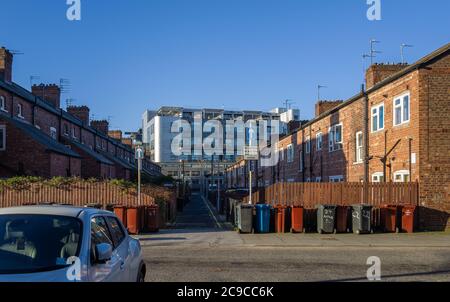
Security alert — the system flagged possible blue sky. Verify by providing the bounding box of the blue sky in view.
[1,0,449,131]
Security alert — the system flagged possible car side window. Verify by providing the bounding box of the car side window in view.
[91,216,114,263]
[105,216,126,247]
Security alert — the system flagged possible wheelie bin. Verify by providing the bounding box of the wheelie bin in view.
[237,204,254,233]
[144,205,160,233]
[126,206,144,235]
[317,205,337,234]
[274,205,288,233]
[336,206,351,233]
[114,206,127,226]
[352,204,373,234]
[233,200,242,227]
[401,205,418,233]
[255,204,271,233]
[380,204,402,233]
[290,205,305,233]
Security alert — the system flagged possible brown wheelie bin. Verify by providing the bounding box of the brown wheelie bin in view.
[401,205,418,233]
[126,206,143,235]
[380,204,402,233]
[274,205,288,233]
[290,206,305,233]
[114,206,127,227]
[144,205,160,233]
[336,206,351,233]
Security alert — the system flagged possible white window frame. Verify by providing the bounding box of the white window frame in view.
[372,172,384,183]
[315,177,322,183]
[316,132,323,151]
[0,96,7,112]
[393,92,410,126]
[393,170,410,183]
[305,136,311,154]
[371,103,384,133]
[355,131,363,163]
[17,103,24,119]
[0,125,5,151]
[329,175,344,182]
[287,144,294,163]
[329,124,343,152]
[72,127,77,139]
[50,127,57,140]
[63,124,69,136]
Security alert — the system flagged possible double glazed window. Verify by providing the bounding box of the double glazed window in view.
[355,131,363,163]
[316,133,323,151]
[305,137,311,154]
[17,103,24,118]
[329,124,343,152]
[287,144,294,163]
[372,172,384,183]
[0,96,6,112]
[50,127,57,140]
[371,104,384,132]
[0,125,5,151]
[394,93,410,126]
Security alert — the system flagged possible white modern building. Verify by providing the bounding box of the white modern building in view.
[142,106,300,189]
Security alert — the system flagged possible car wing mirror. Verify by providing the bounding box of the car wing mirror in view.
[95,243,113,263]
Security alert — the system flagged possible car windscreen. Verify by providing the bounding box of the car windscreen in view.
[0,214,82,275]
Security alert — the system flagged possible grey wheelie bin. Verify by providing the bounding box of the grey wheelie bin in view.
[352,204,373,234]
[237,204,254,234]
[317,205,337,234]
[233,200,242,227]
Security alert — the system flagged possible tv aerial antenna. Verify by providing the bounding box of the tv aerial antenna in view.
[60,78,72,94]
[370,39,382,65]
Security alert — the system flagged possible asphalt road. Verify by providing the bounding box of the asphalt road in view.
[141,193,450,282]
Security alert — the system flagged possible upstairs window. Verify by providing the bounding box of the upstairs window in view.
[394,92,410,126]
[0,96,6,112]
[0,125,5,151]
[316,132,323,151]
[17,103,24,119]
[371,104,384,132]
[305,137,311,154]
[355,131,363,163]
[287,144,294,163]
[71,127,76,139]
[63,124,69,136]
[329,124,343,152]
[50,127,57,140]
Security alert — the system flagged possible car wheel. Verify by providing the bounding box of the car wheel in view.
[137,266,146,283]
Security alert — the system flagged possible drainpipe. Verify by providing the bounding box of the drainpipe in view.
[363,84,369,184]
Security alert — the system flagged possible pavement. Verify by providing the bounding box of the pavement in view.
[139,192,450,282]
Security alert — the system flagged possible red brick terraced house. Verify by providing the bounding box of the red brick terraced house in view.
[226,43,450,230]
[0,47,161,180]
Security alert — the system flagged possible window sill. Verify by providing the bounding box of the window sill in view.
[371,129,385,134]
[393,121,410,128]
[353,161,364,165]
[0,109,8,113]
[17,115,25,119]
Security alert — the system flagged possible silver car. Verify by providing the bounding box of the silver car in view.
[0,206,146,282]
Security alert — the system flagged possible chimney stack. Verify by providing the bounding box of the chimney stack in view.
[0,47,13,83]
[108,130,123,141]
[67,105,90,125]
[365,63,409,89]
[91,120,109,135]
[315,100,344,117]
[32,84,61,108]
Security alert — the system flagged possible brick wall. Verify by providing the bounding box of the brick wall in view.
[417,54,450,229]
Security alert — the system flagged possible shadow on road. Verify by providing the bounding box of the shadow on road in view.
[322,269,450,282]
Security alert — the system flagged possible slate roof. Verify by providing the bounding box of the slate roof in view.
[62,138,114,165]
[0,114,80,158]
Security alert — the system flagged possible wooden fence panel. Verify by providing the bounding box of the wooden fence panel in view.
[0,182,165,209]
[243,182,419,208]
